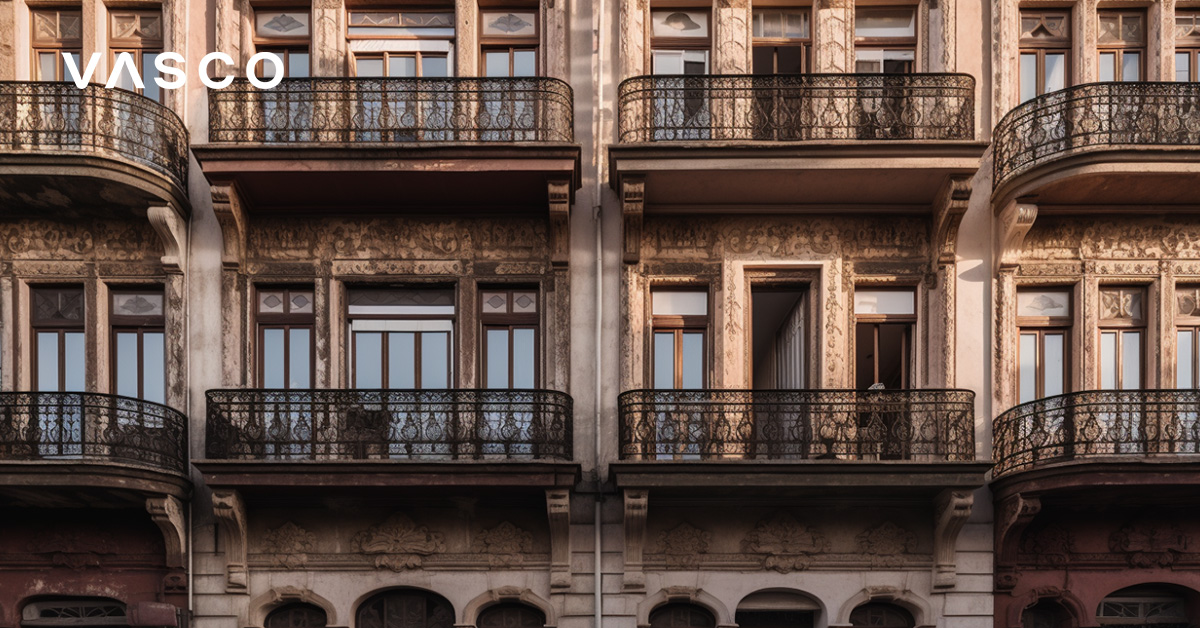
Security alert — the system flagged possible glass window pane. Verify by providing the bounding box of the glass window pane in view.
[289,52,310,78]
[486,329,509,389]
[683,51,708,74]
[39,52,57,80]
[420,331,449,388]
[347,288,454,315]
[356,57,384,77]
[481,11,537,36]
[388,332,415,388]
[855,7,916,38]
[1100,331,1117,390]
[67,53,81,77]
[651,10,710,38]
[1017,290,1071,317]
[485,51,508,77]
[1044,333,1064,397]
[1122,331,1141,389]
[288,328,311,388]
[855,290,915,315]
[1178,330,1194,388]
[652,291,708,316]
[753,46,775,74]
[389,55,416,78]
[263,328,285,388]
[1099,52,1115,81]
[513,50,536,77]
[1176,52,1191,81]
[113,56,136,91]
[256,11,310,38]
[513,328,535,388]
[355,332,383,388]
[653,332,675,389]
[421,55,448,77]
[681,332,704,388]
[777,46,804,73]
[1045,53,1066,92]
[143,52,160,102]
[652,50,684,75]
[143,332,164,404]
[37,332,58,391]
[1020,53,1038,102]
[1020,333,1038,403]
[1122,51,1140,81]
[64,332,84,391]
[115,332,139,398]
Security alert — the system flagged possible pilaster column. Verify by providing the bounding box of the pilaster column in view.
[312,0,346,77]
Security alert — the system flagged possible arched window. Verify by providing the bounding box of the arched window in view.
[649,604,715,628]
[21,599,128,628]
[357,590,454,628]
[1097,585,1193,628]
[849,603,914,628]
[266,604,327,628]
[736,590,820,628]
[477,603,545,628]
[1023,599,1072,628]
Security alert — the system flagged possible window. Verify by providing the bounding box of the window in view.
[481,11,538,77]
[854,289,915,389]
[849,603,914,628]
[348,288,454,388]
[1022,600,1072,628]
[752,8,810,74]
[650,9,711,74]
[1175,10,1200,81]
[481,289,538,389]
[854,6,916,73]
[356,590,454,628]
[477,604,545,628]
[109,10,164,102]
[21,599,127,627]
[649,604,716,628]
[1017,289,1071,404]
[257,288,314,389]
[1098,11,1144,82]
[1176,285,1200,388]
[265,604,328,628]
[750,287,807,389]
[111,290,165,404]
[1019,10,1070,102]
[32,287,85,392]
[349,10,454,77]
[31,9,82,81]
[736,591,820,628]
[652,290,707,389]
[1098,287,1145,390]
[1097,586,1191,627]
[253,10,311,78]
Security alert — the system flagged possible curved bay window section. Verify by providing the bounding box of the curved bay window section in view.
[356,590,454,628]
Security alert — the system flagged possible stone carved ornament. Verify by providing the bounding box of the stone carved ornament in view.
[262,522,316,569]
[1021,524,1075,566]
[27,531,116,570]
[657,523,711,569]
[353,514,446,571]
[741,512,829,573]
[1109,522,1190,568]
[856,522,917,568]
[470,521,534,567]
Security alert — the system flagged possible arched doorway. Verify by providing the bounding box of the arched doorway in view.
[266,604,328,628]
[736,590,820,628]
[849,603,914,628]
[1022,599,1073,628]
[648,604,715,628]
[357,589,455,628]
[1097,585,1195,628]
[21,599,129,628]
[477,603,545,628]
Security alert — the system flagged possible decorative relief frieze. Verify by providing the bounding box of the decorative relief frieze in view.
[262,522,315,569]
[1,219,161,262]
[741,513,829,573]
[656,523,711,569]
[471,522,534,567]
[353,514,445,572]
[1110,521,1190,568]
[857,522,918,568]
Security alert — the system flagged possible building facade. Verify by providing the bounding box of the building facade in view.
[0,0,1196,628]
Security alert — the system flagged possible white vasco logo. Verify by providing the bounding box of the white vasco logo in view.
[63,51,285,90]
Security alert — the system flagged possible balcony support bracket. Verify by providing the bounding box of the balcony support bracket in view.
[621,176,644,265]
[931,175,972,280]
[546,489,572,590]
[623,489,648,591]
[549,179,571,268]
[994,200,1038,273]
[147,204,188,274]
[994,492,1041,591]
[212,488,250,594]
[931,489,973,589]
[211,183,248,271]
[147,495,187,570]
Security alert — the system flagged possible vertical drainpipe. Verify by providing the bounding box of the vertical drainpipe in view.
[591,0,606,624]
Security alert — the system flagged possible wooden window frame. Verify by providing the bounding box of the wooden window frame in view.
[854,287,916,390]
[31,8,82,81]
[1097,9,1146,82]
[109,289,165,402]
[650,6,713,70]
[31,286,86,392]
[479,288,541,389]
[345,286,457,389]
[1097,286,1147,390]
[1176,48,1200,82]
[345,9,456,41]
[253,47,310,77]
[1175,284,1200,388]
[1016,288,1073,402]
[751,6,812,73]
[650,288,710,389]
[252,7,311,77]
[1019,9,1072,97]
[853,5,919,73]
[479,8,540,75]
[352,51,451,77]
[480,45,540,76]
[255,286,315,389]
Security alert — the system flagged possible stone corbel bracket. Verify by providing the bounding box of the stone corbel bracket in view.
[931,175,972,276]
[212,489,249,594]
[994,199,1038,274]
[623,489,649,591]
[548,179,571,268]
[147,204,188,274]
[621,176,645,265]
[210,183,248,271]
[147,495,187,570]
[546,489,571,590]
[932,489,974,589]
[994,492,1041,591]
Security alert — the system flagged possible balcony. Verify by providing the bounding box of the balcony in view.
[196,388,578,497]
[0,391,189,506]
[0,82,189,215]
[993,390,1200,492]
[195,77,580,213]
[609,73,984,216]
[611,389,989,496]
[992,82,1200,211]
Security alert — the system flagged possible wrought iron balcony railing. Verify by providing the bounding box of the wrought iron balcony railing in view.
[618,389,975,461]
[208,77,575,144]
[206,389,573,461]
[0,82,189,191]
[0,392,188,476]
[993,82,1200,189]
[993,389,1200,477]
[616,73,976,143]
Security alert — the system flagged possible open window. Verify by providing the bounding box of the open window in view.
[736,590,820,628]
[854,288,914,390]
[751,287,807,390]
[652,290,708,390]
